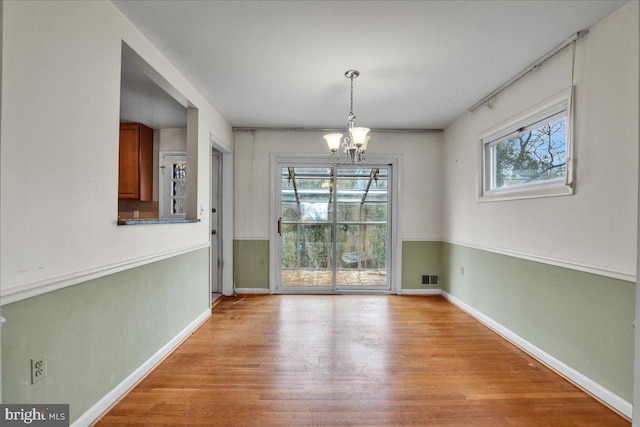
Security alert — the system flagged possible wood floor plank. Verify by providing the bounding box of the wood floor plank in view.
[95,295,629,426]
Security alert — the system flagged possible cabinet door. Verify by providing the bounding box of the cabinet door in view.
[118,125,139,199]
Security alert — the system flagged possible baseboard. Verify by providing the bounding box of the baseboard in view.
[76,308,211,427]
[234,287,270,294]
[235,288,443,296]
[400,288,442,295]
[441,291,632,420]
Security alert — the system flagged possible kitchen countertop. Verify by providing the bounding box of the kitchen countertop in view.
[117,218,201,225]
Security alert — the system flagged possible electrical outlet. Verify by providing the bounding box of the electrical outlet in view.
[31,356,47,384]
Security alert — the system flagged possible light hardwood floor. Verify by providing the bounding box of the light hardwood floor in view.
[96,295,629,426]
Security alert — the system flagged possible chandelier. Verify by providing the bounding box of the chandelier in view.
[324,70,370,165]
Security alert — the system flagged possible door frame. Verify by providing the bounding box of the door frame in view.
[209,131,233,296]
[269,154,403,294]
[211,149,223,295]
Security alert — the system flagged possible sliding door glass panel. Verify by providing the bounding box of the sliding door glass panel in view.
[335,168,389,288]
[281,167,333,287]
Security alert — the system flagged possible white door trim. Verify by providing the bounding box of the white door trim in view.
[210,149,223,296]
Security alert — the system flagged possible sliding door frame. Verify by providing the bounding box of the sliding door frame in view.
[269,154,403,294]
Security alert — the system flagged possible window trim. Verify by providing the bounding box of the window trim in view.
[478,87,575,202]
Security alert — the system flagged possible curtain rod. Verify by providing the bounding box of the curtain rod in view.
[233,127,442,133]
[469,29,588,112]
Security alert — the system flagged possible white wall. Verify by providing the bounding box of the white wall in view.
[635,131,640,423]
[443,1,639,281]
[0,0,4,404]
[234,129,444,241]
[0,1,233,302]
[158,128,187,151]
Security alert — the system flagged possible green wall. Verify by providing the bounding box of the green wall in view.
[233,240,270,289]
[1,248,210,423]
[401,241,442,290]
[442,242,634,402]
[233,239,441,290]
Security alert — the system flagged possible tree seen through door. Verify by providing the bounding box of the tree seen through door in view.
[280,166,389,288]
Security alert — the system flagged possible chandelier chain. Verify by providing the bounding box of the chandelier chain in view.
[350,75,354,122]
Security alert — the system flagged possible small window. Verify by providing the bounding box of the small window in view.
[480,88,574,201]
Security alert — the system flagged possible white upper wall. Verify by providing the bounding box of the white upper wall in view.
[234,130,444,240]
[158,128,187,152]
[443,1,639,280]
[0,1,233,301]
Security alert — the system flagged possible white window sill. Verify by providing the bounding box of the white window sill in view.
[479,182,574,202]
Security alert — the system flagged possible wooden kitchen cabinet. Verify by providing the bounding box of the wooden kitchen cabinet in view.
[118,123,153,201]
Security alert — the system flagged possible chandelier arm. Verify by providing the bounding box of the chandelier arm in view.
[329,152,341,165]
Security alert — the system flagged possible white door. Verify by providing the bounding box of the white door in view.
[159,152,187,219]
[211,150,222,295]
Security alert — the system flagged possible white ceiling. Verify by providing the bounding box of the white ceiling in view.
[113,0,627,130]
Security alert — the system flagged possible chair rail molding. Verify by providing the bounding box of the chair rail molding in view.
[1,242,210,305]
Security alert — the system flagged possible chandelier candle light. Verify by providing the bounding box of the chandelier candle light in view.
[324,70,370,165]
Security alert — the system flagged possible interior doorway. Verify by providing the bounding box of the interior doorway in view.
[210,149,222,297]
[273,163,393,293]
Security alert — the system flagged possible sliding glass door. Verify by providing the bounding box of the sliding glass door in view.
[277,165,390,293]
